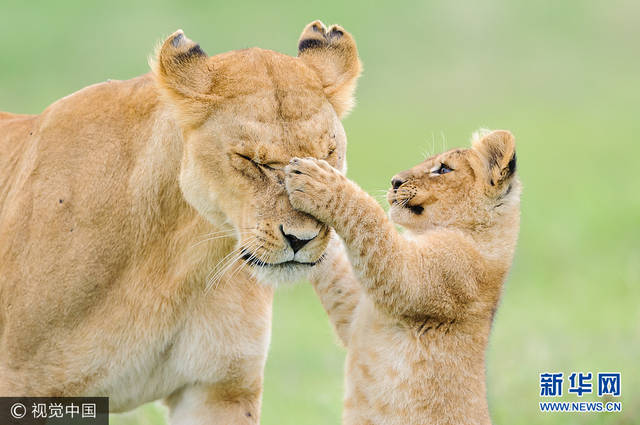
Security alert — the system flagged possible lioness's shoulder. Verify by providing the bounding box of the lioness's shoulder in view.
[42,74,159,120]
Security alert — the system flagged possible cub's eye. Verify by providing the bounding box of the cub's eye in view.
[433,163,453,175]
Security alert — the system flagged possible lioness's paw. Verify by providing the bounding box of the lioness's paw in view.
[284,157,341,218]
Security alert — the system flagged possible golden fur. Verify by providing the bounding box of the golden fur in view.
[0,21,360,424]
[284,130,521,425]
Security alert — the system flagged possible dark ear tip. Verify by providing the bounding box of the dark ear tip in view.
[298,38,326,53]
[329,27,344,38]
[171,33,183,47]
[307,20,327,32]
[162,30,207,63]
[507,151,517,175]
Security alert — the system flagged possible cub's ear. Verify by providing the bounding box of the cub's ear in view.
[297,21,362,118]
[472,129,517,191]
[151,30,216,123]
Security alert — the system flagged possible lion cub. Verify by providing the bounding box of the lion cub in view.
[284,129,520,425]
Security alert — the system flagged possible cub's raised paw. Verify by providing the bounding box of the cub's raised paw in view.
[284,157,342,219]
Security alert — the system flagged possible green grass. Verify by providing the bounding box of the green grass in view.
[2,1,638,424]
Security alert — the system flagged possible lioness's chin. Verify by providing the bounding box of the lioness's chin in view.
[250,262,317,286]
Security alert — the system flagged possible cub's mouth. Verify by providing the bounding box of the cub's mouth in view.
[404,203,424,215]
[388,189,425,215]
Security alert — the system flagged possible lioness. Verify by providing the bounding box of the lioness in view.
[0,21,361,424]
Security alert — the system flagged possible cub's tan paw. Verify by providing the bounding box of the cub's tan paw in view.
[284,157,341,219]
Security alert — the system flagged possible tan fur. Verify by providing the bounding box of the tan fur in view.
[0,22,360,424]
[285,130,521,425]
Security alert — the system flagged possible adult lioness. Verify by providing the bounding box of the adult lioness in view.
[0,21,360,424]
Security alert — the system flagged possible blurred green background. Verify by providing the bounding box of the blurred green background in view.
[1,1,638,424]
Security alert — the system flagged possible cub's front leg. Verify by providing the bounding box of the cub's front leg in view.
[284,157,384,237]
[284,156,404,302]
[284,157,402,268]
[285,158,424,319]
[285,158,480,321]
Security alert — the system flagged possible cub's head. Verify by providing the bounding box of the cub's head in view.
[387,130,520,233]
[152,21,361,284]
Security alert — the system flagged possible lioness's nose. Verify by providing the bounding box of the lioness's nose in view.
[280,225,317,253]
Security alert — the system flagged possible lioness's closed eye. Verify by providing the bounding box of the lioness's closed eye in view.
[284,129,521,425]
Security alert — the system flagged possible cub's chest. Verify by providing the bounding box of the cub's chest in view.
[347,299,457,388]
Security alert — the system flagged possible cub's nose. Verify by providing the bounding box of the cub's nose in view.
[391,177,406,191]
[280,225,317,253]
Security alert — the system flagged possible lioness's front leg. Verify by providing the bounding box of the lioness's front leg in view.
[165,381,261,425]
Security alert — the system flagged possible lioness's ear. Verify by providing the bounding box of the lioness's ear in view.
[297,21,362,118]
[152,30,215,117]
[472,129,517,191]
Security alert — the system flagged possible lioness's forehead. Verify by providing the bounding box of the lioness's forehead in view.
[215,107,341,160]
[210,48,326,121]
[207,48,342,159]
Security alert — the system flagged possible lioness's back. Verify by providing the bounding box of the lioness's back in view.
[0,74,174,356]
[0,75,159,206]
[0,112,37,204]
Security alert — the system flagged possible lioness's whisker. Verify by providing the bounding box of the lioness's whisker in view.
[225,251,254,286]
[205,244,245,283]
[205,251,243,292]
[195,227,254,241]
[194,229,251,241]
[191,231,252,249]
[207,248,254,292]
[205,238,261,292]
